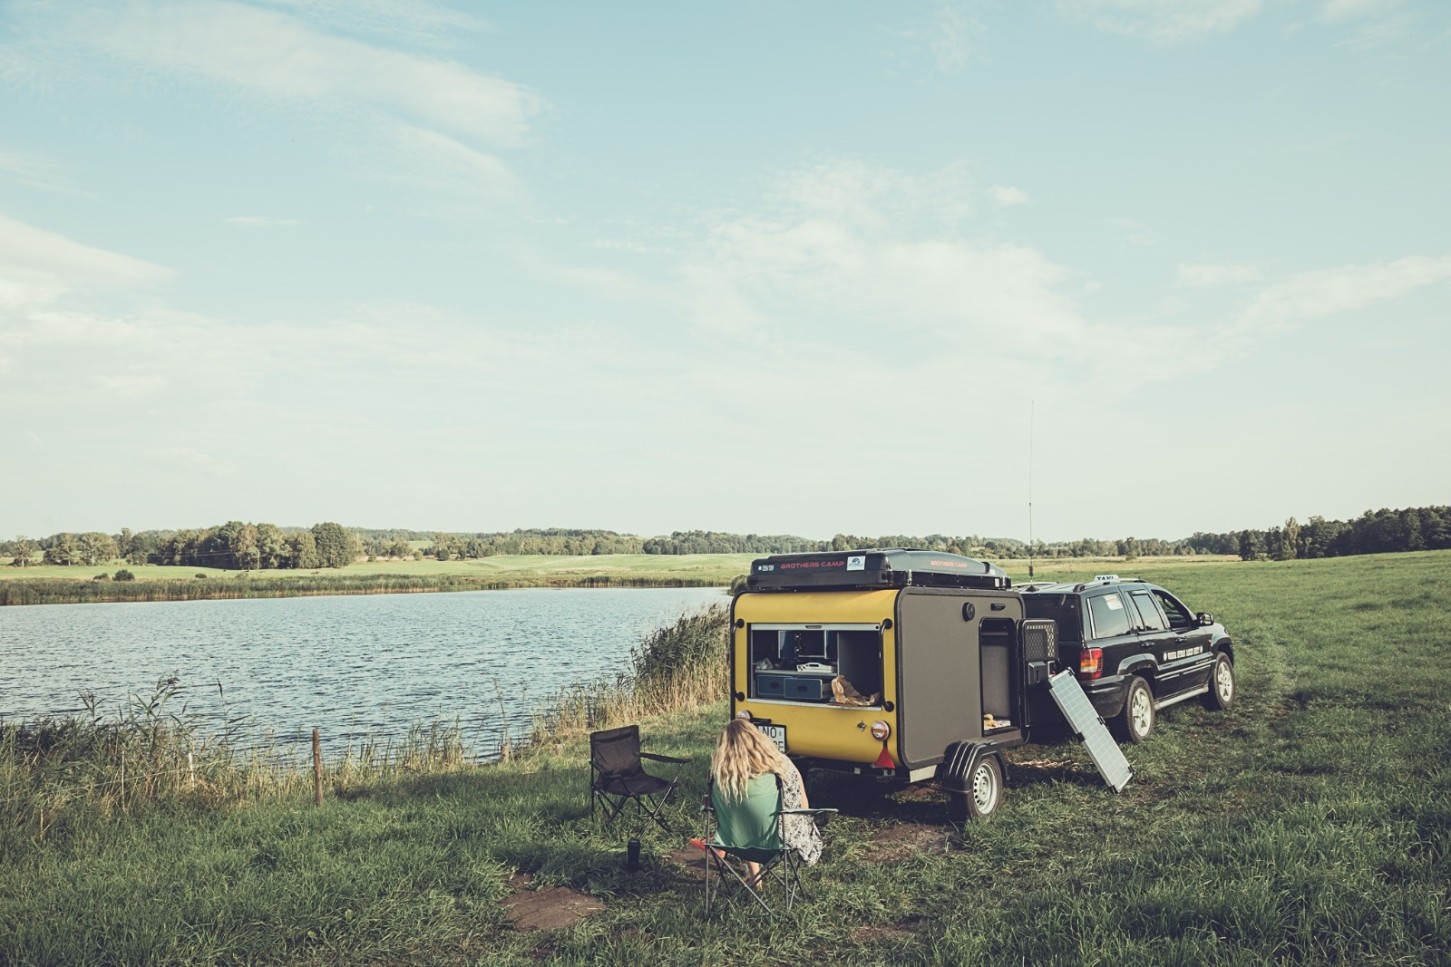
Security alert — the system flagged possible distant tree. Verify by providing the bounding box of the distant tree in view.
[113,569,135,581]
[1280,517,1301,560]
[311,522,354,568]
[9,536,37,567]
[256,523,292,569]
[290,530,320,569]
[1237,529,1265,561]
[43,533,81,566]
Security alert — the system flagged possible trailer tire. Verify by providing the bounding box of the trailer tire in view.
[948,755,1003,823]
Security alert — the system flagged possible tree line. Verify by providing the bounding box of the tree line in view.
[5,506,1448,570]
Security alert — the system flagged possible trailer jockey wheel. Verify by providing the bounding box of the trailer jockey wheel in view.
[948,756,1003,823]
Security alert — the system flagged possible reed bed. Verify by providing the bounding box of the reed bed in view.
[0,573,722,606]
[0,678,471,840]
[527,605,729,745]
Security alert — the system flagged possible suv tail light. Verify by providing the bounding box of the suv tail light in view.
[1079,647,1104,680]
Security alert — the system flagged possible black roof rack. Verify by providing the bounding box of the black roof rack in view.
[745,548,1011,592]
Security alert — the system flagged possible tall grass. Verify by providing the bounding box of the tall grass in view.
[0,572,722,606]
[528,605,730,744]
[0,677,470,840]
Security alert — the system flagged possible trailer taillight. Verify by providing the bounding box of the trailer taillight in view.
[1079,647,1104,680]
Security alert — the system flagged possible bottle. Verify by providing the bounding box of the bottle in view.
[627,837,641,871]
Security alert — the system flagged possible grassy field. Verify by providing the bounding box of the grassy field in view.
[2,552,1447,964]
[0,552,1237,605]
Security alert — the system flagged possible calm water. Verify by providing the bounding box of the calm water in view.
[0,587,726,759]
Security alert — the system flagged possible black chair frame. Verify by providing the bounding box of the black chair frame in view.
[589,724,688,832]
[702,775,835,916]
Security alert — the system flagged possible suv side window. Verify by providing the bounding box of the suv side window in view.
[1087,591,1132,638]
[1152,589,1194,630]
[1129,590,1166,631]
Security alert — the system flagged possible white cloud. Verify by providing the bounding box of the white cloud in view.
[375,122,521,200]
[1177,262,1259,287]
[989,185,1030,207]
[0,212,172,310]
[1239,255,1451,329]
[256,0,488,47]
[1058,0,1262,41]
[926,4,984,72]
[86,1,540,147]
[0,147,76,193]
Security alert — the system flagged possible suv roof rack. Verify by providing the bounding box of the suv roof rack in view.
[745,548,1011,592]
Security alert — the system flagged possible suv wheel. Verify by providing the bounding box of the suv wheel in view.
[948,755,1003,822]
[1114,676,1155,743]
[1204,652,1235,710]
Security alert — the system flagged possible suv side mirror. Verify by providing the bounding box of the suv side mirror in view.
[1197,612,1215,626]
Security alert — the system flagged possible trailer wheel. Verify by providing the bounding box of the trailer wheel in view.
[1113,676,1155,743]
[1204,652,1235,710]
[948,755,1003,822]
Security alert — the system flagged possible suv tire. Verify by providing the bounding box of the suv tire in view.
[1204,652,1235,710]
[1114,676,1155,743]
[948,755,1003,823]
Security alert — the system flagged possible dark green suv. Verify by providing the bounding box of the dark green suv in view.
[1020,576,1235,742]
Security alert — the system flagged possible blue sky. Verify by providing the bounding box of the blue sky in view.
[2,0,1447,544]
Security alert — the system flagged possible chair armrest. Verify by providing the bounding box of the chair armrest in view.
[640,752,689,764]
[781,807,838,818]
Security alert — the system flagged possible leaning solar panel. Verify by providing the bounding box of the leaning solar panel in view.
[1047,670,1134,792]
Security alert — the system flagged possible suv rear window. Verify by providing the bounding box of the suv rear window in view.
[1087,592,1132,638]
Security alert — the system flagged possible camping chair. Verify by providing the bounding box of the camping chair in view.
[589,725,688,831]
[702,774,836,916]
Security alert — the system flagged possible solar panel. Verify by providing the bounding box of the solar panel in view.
[1048,669,1133,792]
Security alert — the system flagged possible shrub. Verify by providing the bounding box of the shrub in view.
[195,573,207,579]
[93,572,110,581]
[112,569,135,582]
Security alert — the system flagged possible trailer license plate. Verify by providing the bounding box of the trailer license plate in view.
[757,724,786,754]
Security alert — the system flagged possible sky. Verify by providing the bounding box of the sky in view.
[1,0,1448,545]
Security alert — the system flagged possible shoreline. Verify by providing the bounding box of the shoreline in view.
[0,573,728,607]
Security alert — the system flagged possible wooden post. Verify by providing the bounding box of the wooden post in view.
[188,749,196,790]
[312,728,323,807]
[119,747,126,811]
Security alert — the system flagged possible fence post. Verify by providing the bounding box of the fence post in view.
[188,749,196,791]
[119,747,126,812]
[312,728,323,807]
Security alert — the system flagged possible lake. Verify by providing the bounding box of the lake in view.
[0,586,726,760]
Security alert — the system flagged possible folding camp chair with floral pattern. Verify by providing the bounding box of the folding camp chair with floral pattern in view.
[701,773,835,916]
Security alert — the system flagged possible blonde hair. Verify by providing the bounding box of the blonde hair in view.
[711,719,785,803]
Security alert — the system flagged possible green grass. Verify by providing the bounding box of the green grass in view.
[0,552,1235,606]
[3,553,1448,964]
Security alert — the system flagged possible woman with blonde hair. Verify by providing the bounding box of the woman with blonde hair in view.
[708,718,822,880]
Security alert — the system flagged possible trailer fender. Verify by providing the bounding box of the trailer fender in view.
[936,741,1003,795]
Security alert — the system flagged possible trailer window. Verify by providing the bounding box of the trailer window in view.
[747,624,882,705]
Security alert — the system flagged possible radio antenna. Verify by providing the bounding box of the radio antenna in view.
[1028,399,1035,580]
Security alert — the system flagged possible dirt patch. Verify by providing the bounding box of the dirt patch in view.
[861,823,945,862]
[501,873,606,932]
[852,915,926,943]
[663,846,709,880]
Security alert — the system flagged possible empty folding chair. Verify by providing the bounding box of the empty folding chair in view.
[589,724,687,831]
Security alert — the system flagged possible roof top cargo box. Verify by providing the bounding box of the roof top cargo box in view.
[746,549,1011,592]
